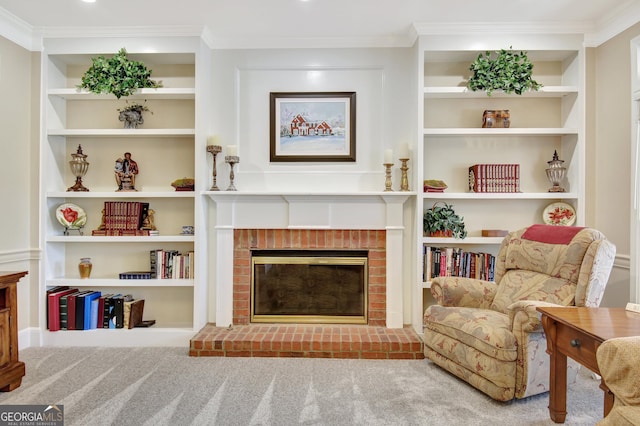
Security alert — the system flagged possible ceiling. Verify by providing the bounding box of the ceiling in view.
[1,0,639,49]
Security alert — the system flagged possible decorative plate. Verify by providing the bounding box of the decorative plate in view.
[56,203,87,229]
[543,202,576,226]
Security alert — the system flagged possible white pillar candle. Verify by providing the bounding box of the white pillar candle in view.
[227,145,237,156]
[384,149,393,164]
[399,143,409,159]
[207,135,220,145]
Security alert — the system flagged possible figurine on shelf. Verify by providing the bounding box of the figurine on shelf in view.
[115,152,139,191]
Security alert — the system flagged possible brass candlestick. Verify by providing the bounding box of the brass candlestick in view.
[383,163,394,191]
[399,158,410,191]
[206,144,222,191]
[67,144,90,192]
[225,155,239,191]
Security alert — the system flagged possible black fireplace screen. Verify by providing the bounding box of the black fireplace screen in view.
[251,251,368,324]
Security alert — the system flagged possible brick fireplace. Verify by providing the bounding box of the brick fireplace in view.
[191,192,423,358]
[233,229,387,326]
[204,192,412,329]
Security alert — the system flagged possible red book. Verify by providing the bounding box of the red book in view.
[47,288,78,331]
[67,290,90,331]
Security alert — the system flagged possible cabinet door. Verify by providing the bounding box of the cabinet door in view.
[0,308,10,368]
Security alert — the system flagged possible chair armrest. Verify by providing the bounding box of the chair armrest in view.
[508,300,563,333]
[597,336,640,407]
[430,277,497,308]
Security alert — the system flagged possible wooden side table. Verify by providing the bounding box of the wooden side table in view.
[0,271,27,391]
[537,307,640,423]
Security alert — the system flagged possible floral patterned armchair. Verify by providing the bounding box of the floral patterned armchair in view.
[423,225,616,401]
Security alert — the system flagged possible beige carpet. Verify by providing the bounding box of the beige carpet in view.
[0,347,602,425]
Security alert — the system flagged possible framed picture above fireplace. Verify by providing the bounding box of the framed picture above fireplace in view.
[269,91,356,162]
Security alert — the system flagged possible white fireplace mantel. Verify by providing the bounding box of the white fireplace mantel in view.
[204,191,415,328]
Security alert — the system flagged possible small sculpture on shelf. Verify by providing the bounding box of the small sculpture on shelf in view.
[482,110,510,128]
[115,152,139,191]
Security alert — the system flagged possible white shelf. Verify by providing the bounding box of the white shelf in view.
[47,191,195,199]
[421,192,579,200]
[421,236,504,245]
[424,86,578,98]
[46,278,194,287]
[47,128,195,137]
[46,235,195,243]
[423,128,578,136]
[48,87,195,100]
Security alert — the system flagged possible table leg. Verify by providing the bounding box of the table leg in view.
[548,349,568,422]
[600,380,614,417]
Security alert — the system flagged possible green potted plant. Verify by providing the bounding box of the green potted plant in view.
[78,48,162,99]
[467,47,542,96]
[423,202,467,239]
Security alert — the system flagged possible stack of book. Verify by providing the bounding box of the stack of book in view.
[150,249,194,279]
[92,201,150,236]
[423,246,495,282]
[47,287,151,331]
[468,164,520,193]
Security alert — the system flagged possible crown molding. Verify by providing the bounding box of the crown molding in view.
[39,25,206,40]
[586,0,640,47]
[0,7,40,51]
[205,34,413,49]
[412,22,591,36]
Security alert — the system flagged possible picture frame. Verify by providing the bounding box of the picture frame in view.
[270,92,356,162]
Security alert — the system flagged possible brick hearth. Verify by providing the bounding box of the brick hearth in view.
[189,324,424,359]
[189,228,424,359]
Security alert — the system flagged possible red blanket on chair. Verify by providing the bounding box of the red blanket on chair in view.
[521,224,585,245]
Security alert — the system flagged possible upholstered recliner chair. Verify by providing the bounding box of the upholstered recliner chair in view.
[423,225,616,401]
[596,336,640,426]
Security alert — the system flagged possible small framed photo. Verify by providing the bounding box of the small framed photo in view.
[270,92,356,162]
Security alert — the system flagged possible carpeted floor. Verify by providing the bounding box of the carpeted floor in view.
[0,347,603,425]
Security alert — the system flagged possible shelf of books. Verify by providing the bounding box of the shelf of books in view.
[412,34,585,332]
[422,246,497,289]
[40,37,208,347]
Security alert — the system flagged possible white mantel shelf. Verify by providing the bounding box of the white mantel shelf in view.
[205,190,414,329]
[203,191,416,198]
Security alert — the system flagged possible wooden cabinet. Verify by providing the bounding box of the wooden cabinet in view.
[412,34,586,331]
[0,271,27,391]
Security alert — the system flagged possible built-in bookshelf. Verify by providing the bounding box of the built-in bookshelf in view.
[40,37,209,346]
[411,34,586,332]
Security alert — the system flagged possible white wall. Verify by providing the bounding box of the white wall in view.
[209,48,414,192]
[0,35,35,334]
[593,23,640,307]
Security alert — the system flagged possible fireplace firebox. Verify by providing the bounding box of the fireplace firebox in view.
[251,250,368,324]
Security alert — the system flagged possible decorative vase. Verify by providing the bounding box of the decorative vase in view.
[78,257,92,279]
[546,150,567,192]
[67,144,90,192]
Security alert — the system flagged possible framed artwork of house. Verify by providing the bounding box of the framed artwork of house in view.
[269,92,356,162]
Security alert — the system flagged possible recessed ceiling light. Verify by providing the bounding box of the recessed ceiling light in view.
[81,0,96,3]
